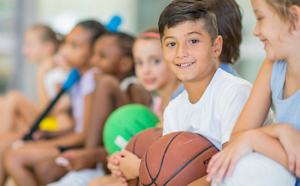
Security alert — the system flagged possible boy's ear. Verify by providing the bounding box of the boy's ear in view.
[290,5,300,30]
[213,36,223,58]
[119,56,133,74]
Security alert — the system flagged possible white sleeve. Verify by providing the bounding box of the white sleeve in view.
[220,84,252,145]
[162,105,172,136]
[81,70,96,96]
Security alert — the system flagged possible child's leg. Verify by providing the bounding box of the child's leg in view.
[87,175,122,186]
[4,145,60,186]
[34,158,68,185]
[0,132,20,186]
[0,91,38,134]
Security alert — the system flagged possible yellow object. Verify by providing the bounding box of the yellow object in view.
[39,117,58,131]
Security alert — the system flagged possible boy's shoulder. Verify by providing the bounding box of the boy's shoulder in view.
[167,69,252,111]
[210,69,252,97]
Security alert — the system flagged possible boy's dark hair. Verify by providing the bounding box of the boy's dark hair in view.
[206,0,242,64]
[77,20,107,46]
[158,0,218,45]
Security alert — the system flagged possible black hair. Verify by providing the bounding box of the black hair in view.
[77,20,107,46]
[158,0,218,44]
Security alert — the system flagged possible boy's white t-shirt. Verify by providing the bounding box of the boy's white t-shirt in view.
[163,69,275,150]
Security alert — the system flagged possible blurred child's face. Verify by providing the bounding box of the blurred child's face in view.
[161,20,222,82]
[90,35,122,75]
[251,0,292,61]
[134,39,177,92]
[22,30,48,63]
[60,25,93,69]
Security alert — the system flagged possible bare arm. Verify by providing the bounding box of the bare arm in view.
[127,84,152,106]
[45,93,93,147]
[187,143,228,186]
[230,59,274,140]
[85,75,129,148]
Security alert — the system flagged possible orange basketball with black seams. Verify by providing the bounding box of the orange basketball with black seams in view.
[125,127,163,186]
[139,132,219,186]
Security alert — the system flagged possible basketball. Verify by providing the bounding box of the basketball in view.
[125,127,163,186]
[103,104,159,155]
[139,132,219,186]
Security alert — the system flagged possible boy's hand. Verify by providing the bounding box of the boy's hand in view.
[115,150,141,181]
[278,123,300,178]
[206,130,254,183]
[107,151,123,178]
[60,149,97,171]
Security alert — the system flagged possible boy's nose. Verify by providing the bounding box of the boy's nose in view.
[176,43,189,59]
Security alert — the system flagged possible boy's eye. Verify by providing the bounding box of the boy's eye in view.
[190,39,199,44]
[167,42,176,47]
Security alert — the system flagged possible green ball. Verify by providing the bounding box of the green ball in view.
[103,104,159,155]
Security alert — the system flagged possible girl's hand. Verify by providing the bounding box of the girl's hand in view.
[278,123,300,177]
[107,151,123,178]
[115,150,141,181]
[18,126,30,138]
[60,149,97,171]
[32,130,49,140]
[206,130,255,183]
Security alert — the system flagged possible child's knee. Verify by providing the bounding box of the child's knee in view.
[4,148,22,172]
[0,133,19,154]
[6,91,22,106]
[34,160,62,184]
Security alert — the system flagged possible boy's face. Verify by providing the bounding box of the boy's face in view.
[161,20,222,82]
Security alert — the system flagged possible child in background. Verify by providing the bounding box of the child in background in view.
[0,25,72,135]
[35,32,152,186]
[87,28,182,186]
[170,0,242,100]
[0,25,73,186]
[206,0,300,185]
[2,20,107,186]
[155,0,274,185]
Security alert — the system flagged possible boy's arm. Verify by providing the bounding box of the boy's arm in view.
[187,143,228,186]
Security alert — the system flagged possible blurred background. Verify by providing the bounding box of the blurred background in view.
[0,0,266,101]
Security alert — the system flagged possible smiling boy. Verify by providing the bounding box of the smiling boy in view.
[159,0,274,185]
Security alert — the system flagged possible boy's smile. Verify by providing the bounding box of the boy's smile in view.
[161,20,222,83]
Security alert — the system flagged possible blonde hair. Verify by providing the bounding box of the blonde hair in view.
[29,24,59,51]
[265,0,300,28]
